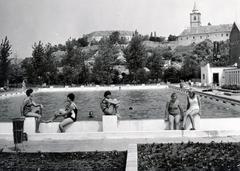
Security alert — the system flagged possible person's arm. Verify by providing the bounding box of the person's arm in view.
[164,102,169,121]
[20,100,26,116]
[186,97,190,110]
[32,101,43,108]
[104,98,120,105]
[197,95,201,115]
[58,105,74,117]
[178,102,184,121]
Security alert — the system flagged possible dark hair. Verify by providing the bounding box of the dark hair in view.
[104,91,111,98]
[67,93,75,101]
[26,89,33,96]
[171,93,177,98]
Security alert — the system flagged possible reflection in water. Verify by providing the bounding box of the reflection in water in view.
[0,89,239,122]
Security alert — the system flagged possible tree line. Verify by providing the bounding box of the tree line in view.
[0,33,230,87]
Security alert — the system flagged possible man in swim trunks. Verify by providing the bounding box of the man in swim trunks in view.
[165,93,184,130]
[100,91,120,117]
[21,88,43,133]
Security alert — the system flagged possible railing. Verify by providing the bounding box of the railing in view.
[169,85,240,106]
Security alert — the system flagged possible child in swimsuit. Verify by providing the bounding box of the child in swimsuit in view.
[165,93,184,130]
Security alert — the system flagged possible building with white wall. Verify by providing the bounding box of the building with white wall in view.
[178,3,232,46]
[201,63,235,86]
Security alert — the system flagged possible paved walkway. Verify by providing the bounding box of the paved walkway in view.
[1,136,240,152]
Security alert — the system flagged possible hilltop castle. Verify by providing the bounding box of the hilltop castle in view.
[178,2,232,46]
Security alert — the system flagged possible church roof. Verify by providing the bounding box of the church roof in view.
[233,22,240,31]
[179,24,232,37]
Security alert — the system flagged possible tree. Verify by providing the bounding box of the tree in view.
[92,38,119,84]
[146,49,164,80]
[109,31,121,44]
[168,34,178,41]
[21,58,35,84]
[0,36,12,87]
[77,36,89,47]
[163,67,181,83]
[124,33,146,81]
[180,53,200,80]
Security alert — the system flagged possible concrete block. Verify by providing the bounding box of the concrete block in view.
[102,115,117,132]
[24,117,36,134]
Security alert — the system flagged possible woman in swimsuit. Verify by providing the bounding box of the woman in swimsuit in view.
[21,88,43,133]
[165,93,184,130]
[182,90,201,130]
[47,93,78,132]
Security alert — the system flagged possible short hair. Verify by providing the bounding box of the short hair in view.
[104,91,111,98]
[67,93,75,101]
[26,89,33,96]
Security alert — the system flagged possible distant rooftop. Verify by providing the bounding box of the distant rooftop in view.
[86,30,134,37]
[179,24,232,36]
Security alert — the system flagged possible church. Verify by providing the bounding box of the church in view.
[177,3,232,46]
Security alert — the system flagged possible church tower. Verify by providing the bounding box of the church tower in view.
[190,2,201,28]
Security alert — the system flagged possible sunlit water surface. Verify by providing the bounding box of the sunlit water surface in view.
[0,89,239,122]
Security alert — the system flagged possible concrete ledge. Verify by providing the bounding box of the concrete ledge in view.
[126,144,137,171]
[102,115,117,132]
[1,130,240,141]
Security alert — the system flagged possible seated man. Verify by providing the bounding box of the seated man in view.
[100,91,120,117]
[46,93,78,133]
[21,88,43,133]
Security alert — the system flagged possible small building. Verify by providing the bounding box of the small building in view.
[201,63,235,86]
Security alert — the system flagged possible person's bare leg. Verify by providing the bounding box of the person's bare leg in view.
[188,114,195,130]
[168,115,174,130]
[26,112,41,133]
[175,114,181,130]
[59,118,74,133]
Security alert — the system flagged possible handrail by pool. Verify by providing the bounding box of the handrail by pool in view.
[169,85,240,106]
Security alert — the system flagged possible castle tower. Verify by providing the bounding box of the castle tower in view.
[190,2,201,28]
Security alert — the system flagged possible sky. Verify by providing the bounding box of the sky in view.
[0,0,240,58]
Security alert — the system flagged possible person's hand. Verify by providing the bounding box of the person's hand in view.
[40,104,43,109]
[59,109,65,114]
[164,117,169,121]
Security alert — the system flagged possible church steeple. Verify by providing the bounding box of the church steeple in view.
[192,1,198,12]
[190,2,201,28]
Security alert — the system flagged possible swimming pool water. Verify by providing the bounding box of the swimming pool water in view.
[0,89,239,122]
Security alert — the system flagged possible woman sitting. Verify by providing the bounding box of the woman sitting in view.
[165,93,184,130]
[47,93,78,133]
[182,90,201,130]
[100,91,120,117]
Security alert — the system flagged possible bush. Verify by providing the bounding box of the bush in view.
[138,142,240,171]
[0,151,127,171]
